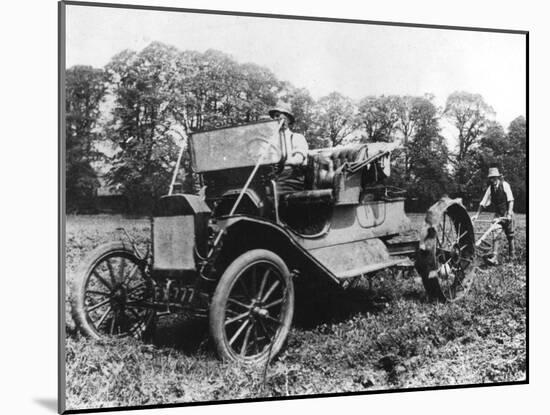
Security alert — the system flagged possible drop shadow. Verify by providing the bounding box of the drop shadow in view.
[151,314,210,355]
[148,275,426,352]
[34,398,57,413]
[400,288,428,302]
[293,278,390,329]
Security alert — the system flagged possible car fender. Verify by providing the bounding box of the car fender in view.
[213,215,340,285]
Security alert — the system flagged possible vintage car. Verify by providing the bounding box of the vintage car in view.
[70,120,476,364]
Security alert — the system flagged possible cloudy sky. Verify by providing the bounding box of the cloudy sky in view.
[65,4,526,130]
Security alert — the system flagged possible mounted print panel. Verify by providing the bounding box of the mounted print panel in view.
[59,1,528,413]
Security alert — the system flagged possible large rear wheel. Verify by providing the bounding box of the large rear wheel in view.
[70,241,156,340]
[209,249,294,364]
[418,205,476,302]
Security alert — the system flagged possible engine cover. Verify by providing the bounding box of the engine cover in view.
[152,194,211,274]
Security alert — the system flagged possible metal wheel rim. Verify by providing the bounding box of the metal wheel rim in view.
[434,212,475,301]
[222,260,289,361]
[83,251,153,338]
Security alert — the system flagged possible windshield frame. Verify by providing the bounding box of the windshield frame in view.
[189,120,285,173]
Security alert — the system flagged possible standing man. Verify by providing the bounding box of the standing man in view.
[269,103,309,192]
[472,167,515,264]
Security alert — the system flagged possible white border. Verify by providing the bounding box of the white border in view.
[3,0,543,414]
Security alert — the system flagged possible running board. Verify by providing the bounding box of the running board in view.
[335,258,411,279]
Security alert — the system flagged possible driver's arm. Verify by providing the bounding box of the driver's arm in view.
[286,133,309,166]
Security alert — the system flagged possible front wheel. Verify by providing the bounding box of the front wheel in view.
[70,241,156,340]
[209,249,295,364]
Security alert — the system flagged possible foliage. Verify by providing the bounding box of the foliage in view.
[105,43,183,212]
[103,44,285,211]
[180,50,281,131]
[356,95,402,143]
[310,92,356,148]
[505,117,527,213]
[235,61,281,125]
[444,92,496,200]
[281,86,315,136]
[66,43,526,215]
[403,98,451,208]
[66,66,107,212]
[463,117,527,212]
[465,122,508,205]
[444,91,495,163]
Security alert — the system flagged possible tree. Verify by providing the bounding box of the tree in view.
[390,96,451,209]
[310,92,355,147]
[458,121,507,206]
[280,86,315,136]
[105,43,287,212]
[444,91,495,163]
[178,51,282,131]
[508,116,526,154]
[65,65,107,212]
[356,95,402,142]
[444,91,495,199]
[461,117,526,212]
[105,42,184,212]
[393,94,440,180]
[505,116,526,212]
[237,61,281,125]
[183,49,243,130]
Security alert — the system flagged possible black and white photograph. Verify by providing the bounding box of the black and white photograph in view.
[59,1,527,412]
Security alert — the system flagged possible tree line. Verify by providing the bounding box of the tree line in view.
[65,41,526,214]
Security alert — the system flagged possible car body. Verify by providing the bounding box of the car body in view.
[71,119,476,364]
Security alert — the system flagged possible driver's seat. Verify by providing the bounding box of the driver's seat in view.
[280,188,334,205]
[279,144,368,206]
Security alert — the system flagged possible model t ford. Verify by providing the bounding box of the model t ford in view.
[70,119,476,364]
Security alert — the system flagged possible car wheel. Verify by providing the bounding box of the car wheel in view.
[70,241,156,340]
[417,207,476,302]
[209,249,294,364]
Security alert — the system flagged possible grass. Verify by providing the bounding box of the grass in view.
[63,212,527,410]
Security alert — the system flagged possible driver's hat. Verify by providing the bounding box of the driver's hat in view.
[268,102,295,125]
[487,167,502,178]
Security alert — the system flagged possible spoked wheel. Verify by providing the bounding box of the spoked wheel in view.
[70,241,156,340]
[209,249,294,364]
[419,206,476,302]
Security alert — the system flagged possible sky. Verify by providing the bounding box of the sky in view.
[65,4,526,132]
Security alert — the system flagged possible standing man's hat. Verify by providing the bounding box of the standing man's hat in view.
[269,102,295,125]
[487,167,502,178]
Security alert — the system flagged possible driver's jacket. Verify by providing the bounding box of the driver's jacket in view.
[282,130,308,167]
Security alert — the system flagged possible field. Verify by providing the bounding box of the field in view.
[63,213,527,411]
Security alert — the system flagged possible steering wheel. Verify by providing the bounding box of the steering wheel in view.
[246,138,282,164]
[290,150,307,165]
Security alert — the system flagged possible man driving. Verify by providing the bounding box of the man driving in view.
[472,167,515,264]
[269,103,309,192]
